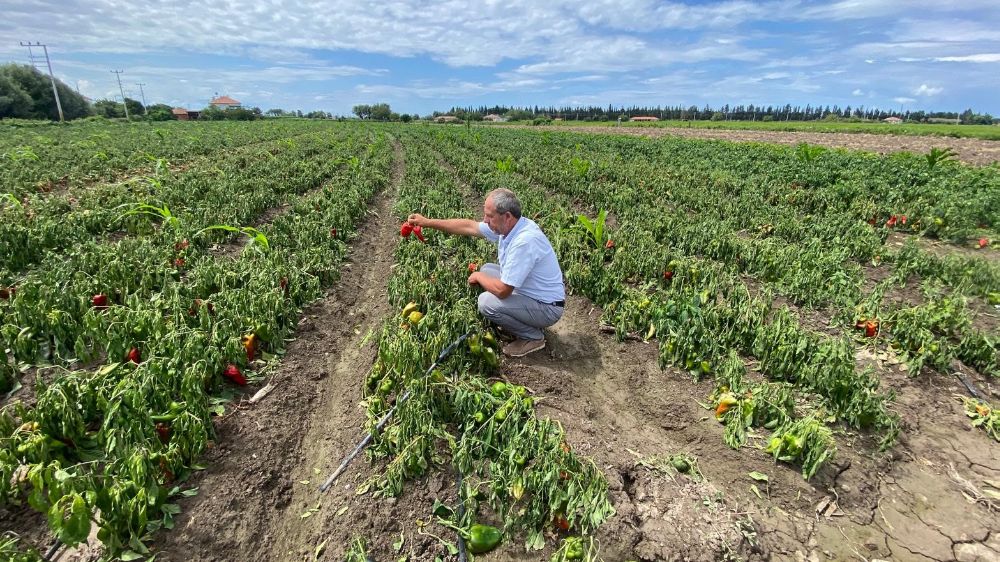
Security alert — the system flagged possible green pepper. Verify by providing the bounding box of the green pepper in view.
[467,524,502,554]
[490,381,508,396]
[565,536,585,560]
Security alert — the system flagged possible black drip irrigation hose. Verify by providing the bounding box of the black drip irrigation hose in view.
[42,539,63,561]
[455,471,468,562]
[319,331,474,492]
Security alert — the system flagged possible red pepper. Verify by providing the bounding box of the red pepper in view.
[864,320,879,338]
[126,347,141,364]
[279,276,288,294]
[979,238,990,249]
[605,239,615,249]
[223,364,247,386]
[412,225,426,243]
[330,227,338,238]
[900,215,907,225]
[173,258,185,268]
[174,239,189,252]
[663,270,674,281]
[0,286,13,300]
[554,515,570,531]
[155,422,171,444]
[92,293,109,309]
[885,216,897,228]
[469,262,479,273]
[400,223,413,237]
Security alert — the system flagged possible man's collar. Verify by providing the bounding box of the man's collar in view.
[501,216,526,241]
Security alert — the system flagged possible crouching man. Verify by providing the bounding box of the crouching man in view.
[406,188,564,357]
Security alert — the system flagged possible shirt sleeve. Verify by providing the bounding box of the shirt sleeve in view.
[478,222,500,243]
[500,239,540,288]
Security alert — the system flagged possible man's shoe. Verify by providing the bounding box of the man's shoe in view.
[503,338,546,357]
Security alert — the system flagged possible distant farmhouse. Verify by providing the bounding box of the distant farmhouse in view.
[434,115,461,123]
[482,114,506,122]
[171,108,201,121]
[883,116,903,124]
[209,95,242,109]
[630,116,659,122]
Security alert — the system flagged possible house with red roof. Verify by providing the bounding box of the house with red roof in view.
[209,95,242,109]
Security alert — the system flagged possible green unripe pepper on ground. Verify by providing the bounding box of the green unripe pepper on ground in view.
[468,524,502,554]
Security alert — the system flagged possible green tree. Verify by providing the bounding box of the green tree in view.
[124,97,144,117]
[0,63,91,120]
[93,99,124,118]
[352,104,371,119]
[370,102,392,121]
[146,103,176,121]
[0,72,33,118]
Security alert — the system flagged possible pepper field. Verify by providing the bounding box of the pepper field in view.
[1,120,999,561]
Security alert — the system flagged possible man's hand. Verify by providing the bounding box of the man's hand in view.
[469,272,513,298]
[407,213,428,227]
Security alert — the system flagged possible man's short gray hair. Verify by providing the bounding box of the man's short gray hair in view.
[488,189,522,219]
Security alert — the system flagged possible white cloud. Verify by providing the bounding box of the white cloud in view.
[934,53,1000,62]
[852,88,864,95]
[893,97,916,104]
[913,84,942,96]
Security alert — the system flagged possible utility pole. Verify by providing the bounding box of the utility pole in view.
[20,41,64,121]
[110,70,130,120]
[136,83,148,114]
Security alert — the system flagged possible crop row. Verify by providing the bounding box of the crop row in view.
[1,120,338,198]
[0,128,392,559]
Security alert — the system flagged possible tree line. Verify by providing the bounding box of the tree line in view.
[442,103,997,125]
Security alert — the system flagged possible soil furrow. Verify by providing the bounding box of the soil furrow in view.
[150,139,404,562]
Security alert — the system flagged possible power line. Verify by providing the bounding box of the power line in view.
[136,82,148,114]
[110,69,130,120]
[19,41,64,122]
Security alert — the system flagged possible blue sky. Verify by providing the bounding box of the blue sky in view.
[2,1,998,116]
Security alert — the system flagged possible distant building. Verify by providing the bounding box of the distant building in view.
[483,114,506,122]
[883,116,903,124]
[172,108,201,121]
[209,95,242,109]
[629,116,659,122]
[434,115,461,123]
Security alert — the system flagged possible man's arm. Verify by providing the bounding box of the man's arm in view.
[408,214,482,237]
[469,271,514,299]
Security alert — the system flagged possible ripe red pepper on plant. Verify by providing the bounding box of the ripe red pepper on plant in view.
[92,293,109,309]
[223,364,247,386]
[979,238,990,249]
[605,239,615,249]
[126,347,141,364]
[663,270,674,281]
[468,262,479,273]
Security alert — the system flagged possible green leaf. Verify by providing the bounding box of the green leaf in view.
[393,531,405,553]
[120,551,144,561]
[750,484,763,500]
[748,471,769,482]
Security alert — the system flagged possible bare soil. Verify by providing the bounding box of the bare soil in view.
[533,125,1000,166]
